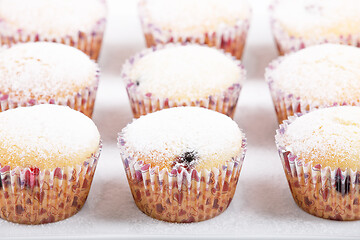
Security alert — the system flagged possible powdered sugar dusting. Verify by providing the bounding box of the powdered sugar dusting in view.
[0,0,106,38]
[0,104,100,169]
[143,0,250,35]
[129,45,243,100]
[279,106,360,170]
[0,42,98,99]
[122,107,244,170]
[273,0,360,39]
[271,44,360,104]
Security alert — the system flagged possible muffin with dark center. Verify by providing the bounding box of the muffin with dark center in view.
[276,106,360,220]
[118,106,246,222]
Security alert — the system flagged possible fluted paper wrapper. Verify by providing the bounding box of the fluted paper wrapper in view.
[0,143,102,224]
[138,0,251,60]
[276,117,360,221]
[269,1,360,56]
[121,44,245,119]
[0,2,106,61]
[118,134,246,223]
[265,57,360,124]
[0,70,100,118]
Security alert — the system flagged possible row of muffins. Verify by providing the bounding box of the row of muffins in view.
[2,36,360,224]
[0,0,360,225]
[1,0,360,61]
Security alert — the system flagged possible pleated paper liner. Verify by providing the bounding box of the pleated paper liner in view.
[118,133,247,223]
[0,70,100,118]
[276,116,360,221]
[121,44,245,119]
[0,3,106,61]
[269,1,360,56]
[0,142,102,225]
[265,57,360,124]
[138,0,251,60]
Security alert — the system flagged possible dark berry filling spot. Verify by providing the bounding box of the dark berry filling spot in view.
[172,151,198,170]
[180,151,197,165]
[335,174,350,196]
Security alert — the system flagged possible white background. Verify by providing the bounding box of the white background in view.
[3,0,360,239]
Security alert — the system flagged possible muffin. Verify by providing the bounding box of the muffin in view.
[265,44,360,124]
[0,42,99,118]
[270,0,360,55]
[138,0,251,59]
[0,0,107,60]
[0,104,101,224]
[276,106,360,221]
[118,107,246,223]
[122,44,245,118]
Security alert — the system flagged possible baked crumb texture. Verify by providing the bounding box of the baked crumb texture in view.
[265,44,360,124]
[138,0,251,59]
[122,44,245,119]
[0,105,102,224]
[276,106,360,220]
[270,0,360,55]
[0,0,107,60]
[118,107,246,222]
[0,42,100,118]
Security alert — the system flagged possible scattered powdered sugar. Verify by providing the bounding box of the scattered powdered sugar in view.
[0,104,100,169]
[144,0,251,35]
[273,0,360,39]
[122,107,244,170]
[129,45,243,101]
[280,106,360,170]
[271,44,360,104]
[0,0,106,38]
[0,42,98,99]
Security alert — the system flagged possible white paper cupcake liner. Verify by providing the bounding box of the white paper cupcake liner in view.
[121,43,245,119]
[0,68,100,118]
[118,133,246,223]
[138,0,251,59]
[276,117,360,221]
[265,57,360,124]
[0,1,107,61]
[0,142,102,224]
[269,1,360,55]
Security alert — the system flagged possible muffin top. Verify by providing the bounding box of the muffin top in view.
[0,42,98,100]
[141,0,251,35]
[129,45,243,101]
[272,0,360,39]
[121,107,245,171]
[269,44,360,105]
[0,104,100,170]
[278,106,360,170]
[0,0,106,38]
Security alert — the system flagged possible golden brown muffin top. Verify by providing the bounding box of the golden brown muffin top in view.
[0,42,98,100]
[121,107,245,171]
[128,45,244,101]
[0,0,106,38]
[269,44,360,105]
[272,0,360,39]
[278,106,360,170]
[0,105,100,170]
